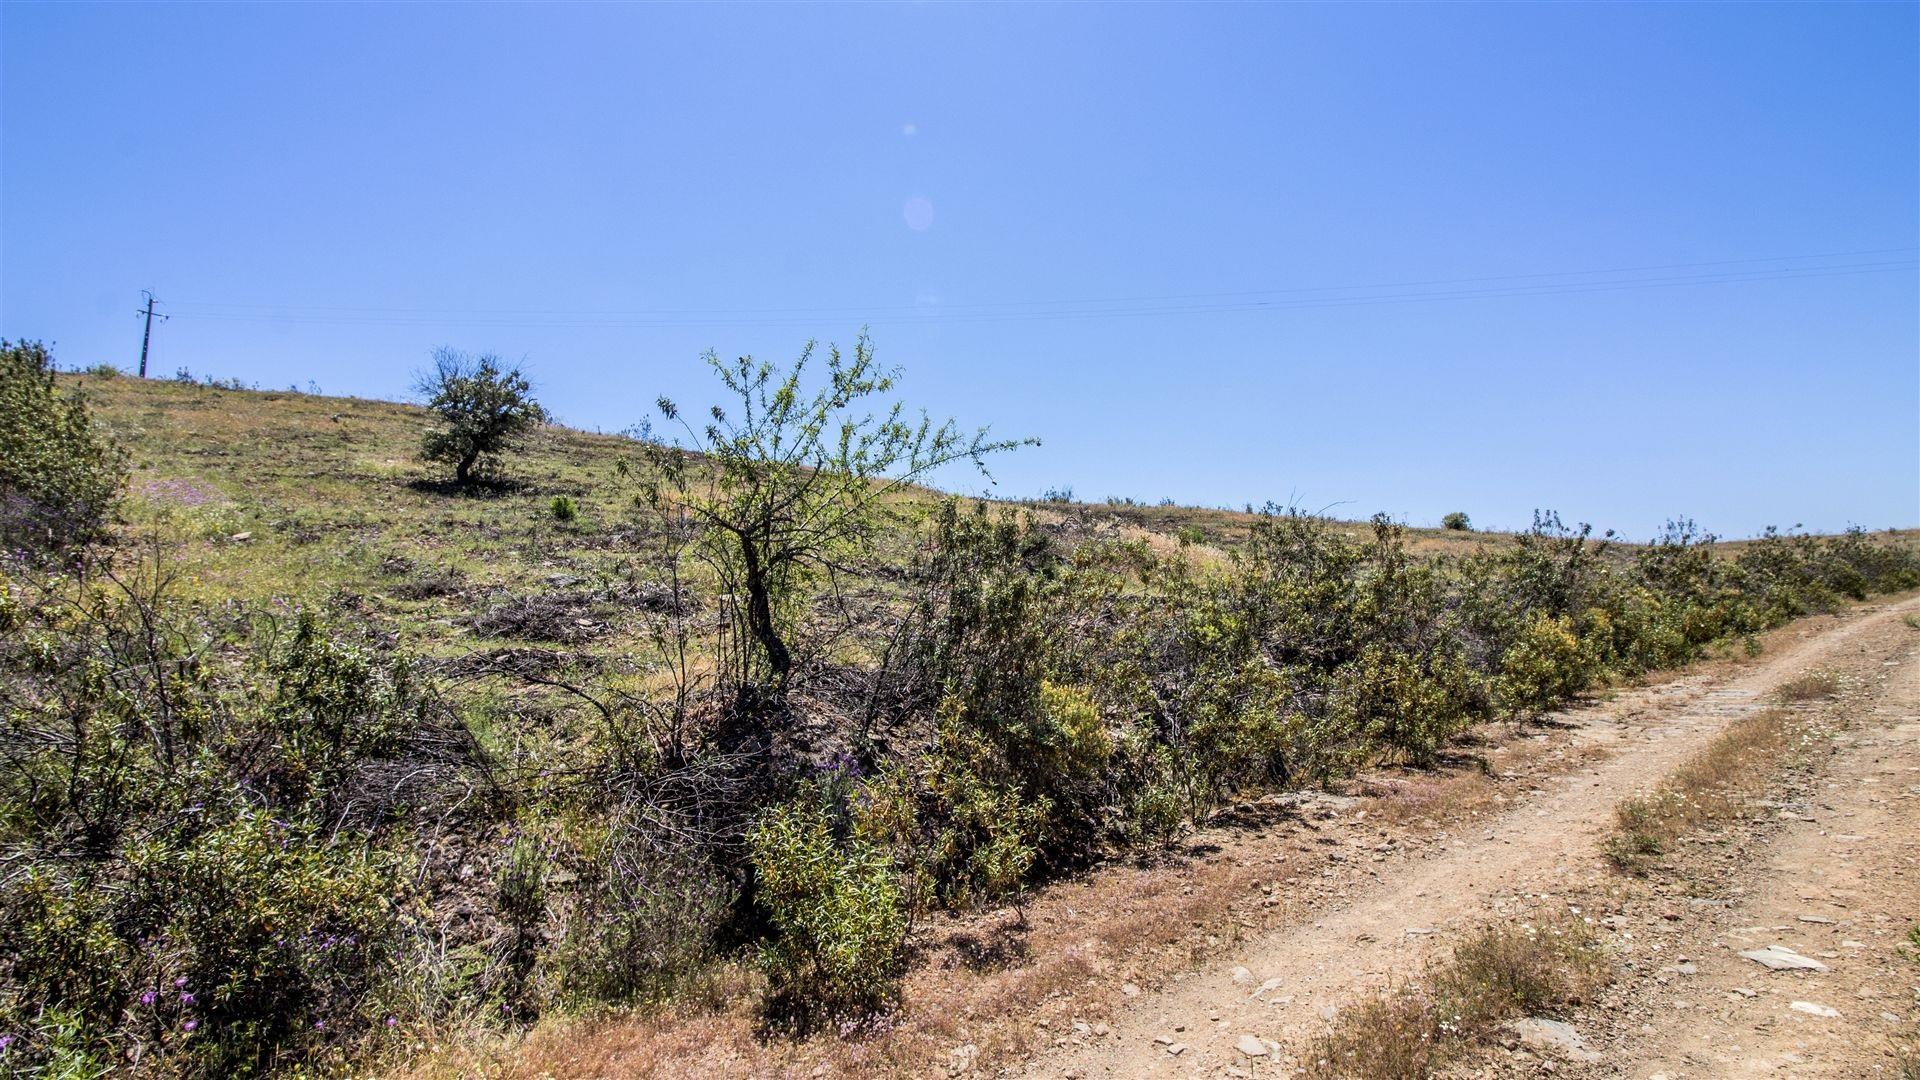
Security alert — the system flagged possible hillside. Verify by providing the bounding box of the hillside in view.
[75,372,1519,660]
[7,364,1917,1080]
[82,372,1873,616]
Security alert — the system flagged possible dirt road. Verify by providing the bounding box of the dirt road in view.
[1020,595,1920,1079]
[1588,618,1920,1078]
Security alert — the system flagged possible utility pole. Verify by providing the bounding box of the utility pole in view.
[135,291,167,378]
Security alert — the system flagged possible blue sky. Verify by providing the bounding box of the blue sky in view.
[3,2,1915,537]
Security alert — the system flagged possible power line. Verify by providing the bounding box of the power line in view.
[162,246,1916,321]
[157,254,1917,331]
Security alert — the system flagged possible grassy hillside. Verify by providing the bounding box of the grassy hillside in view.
[77,372,1522,662]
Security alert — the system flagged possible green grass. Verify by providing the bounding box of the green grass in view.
[79,375,674,660]
[73,374,1530,669]
[82,375,1920,628]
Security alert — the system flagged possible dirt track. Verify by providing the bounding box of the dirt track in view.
[1020,595,1920,1079]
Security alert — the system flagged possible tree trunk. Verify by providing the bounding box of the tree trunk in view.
[738,536,791,688]
[456,450,476,486]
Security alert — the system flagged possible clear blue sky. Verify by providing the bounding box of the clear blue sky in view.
[4,2,1916,537]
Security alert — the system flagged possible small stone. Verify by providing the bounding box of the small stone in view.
[1731,987,1757,998]
[1121,982,1141,997]
[1166,1042,1188,1056]
[1738,945,1829,972]
[1789,1001,1840,1018]
[1508,1017,1602,1063]
[1230,966,1253,984]
[1797,915,1836,924]
[229,531,252,542]
[1235,1034,1268,1057]
[1254,976,1285,997]
[1152,1036,1173,1046]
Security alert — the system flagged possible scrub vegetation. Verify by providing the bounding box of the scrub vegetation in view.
[2,337,1916,1077]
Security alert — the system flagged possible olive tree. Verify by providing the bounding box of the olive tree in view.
[640,332,1031,702]
[414,347,548,486]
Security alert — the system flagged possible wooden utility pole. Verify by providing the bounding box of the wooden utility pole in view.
[136,290,167,377]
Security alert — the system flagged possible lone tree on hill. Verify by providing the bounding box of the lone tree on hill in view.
[415,347,547,487]
[640,331,1032,704]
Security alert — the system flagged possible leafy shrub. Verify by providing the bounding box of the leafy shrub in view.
[891,503,1114,873]
[1496,612,1598,716]
[747,789,908,1029]
[1441,511,1471,531]
[549,494,578,521]
[0,340,127,554]
[0,559,455,1075]
[122,814,403,1074]
[1,788,409,1076]
[917,705,1051,907]
[256,610,421,809]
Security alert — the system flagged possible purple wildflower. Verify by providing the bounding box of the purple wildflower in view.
[140,990,158,1006]
[182,1020,198,1033]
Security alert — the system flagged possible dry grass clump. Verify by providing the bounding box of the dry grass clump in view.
[468,589,606,643]
[1773,669,1840,703]
[1300,916,1607,1079]
[1606,703,1811,871]
[388,566,468,600]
